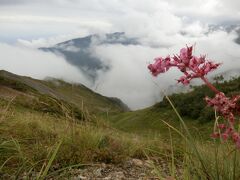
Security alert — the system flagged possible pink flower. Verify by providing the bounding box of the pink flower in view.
[201,62,220,76]
[148,45,220,85]
[148,59,163,76]
[205,93,240,124]
[177,76,190,85]
[236,139,240,148]
[148,57,170,76]
[189,57,199,70]
[229,131,240,148]
[232,132,240,142]
[211,132,220,138]
[222,133,229,141]
[148,45,240,148]
[217,124,226,129]
[179,46,193,64]
[180,48,189,64]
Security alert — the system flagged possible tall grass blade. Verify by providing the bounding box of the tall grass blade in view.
[165,95,212,179]
[143,150,165,180]
[168,128,176,179]
[37,139,62,180]
[0,156,13,172]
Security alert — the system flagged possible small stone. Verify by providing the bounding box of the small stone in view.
[77,175,87,180]
[132,159,144,167]
[139,173,146,177]
[124,160,132,168]
[114,171,125,179]
[145,160,154,168]
[101,163,107,169]
[103,176,111,180]
[75,169,84,174]
[93,168,102,177]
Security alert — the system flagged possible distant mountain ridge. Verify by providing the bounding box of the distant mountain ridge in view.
[40,29,240,82]
[40,32,139,81]
[39,30,240,106]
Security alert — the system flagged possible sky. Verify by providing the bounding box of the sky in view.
[0,0,240,109]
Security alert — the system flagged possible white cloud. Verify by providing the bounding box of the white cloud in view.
[92,44,172,109]
[88,30,240,109]
[0,15,111,27]
[0,43,91,86]
[17,32,89,48]
[0,0,239,43]
[0,0,239,109]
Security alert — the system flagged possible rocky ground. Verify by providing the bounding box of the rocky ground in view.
[54,158,179,180]
[2,158,180,179]
[61,159,157,180]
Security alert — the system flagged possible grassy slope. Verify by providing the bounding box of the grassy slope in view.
[0,70,166,176]
[42,79,129,114]
[108,104,213,141]
[108,77,240,139]
[0,70,128,116]
[0,101,168,176]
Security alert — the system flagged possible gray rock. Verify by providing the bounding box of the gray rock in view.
[132,159,144,167]
[112,171,125,180]
[76,175,87,180]
[93,168,102,177]
[101,163,107,169]
[102,176,111,180]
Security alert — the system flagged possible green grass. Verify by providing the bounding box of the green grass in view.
[106,95,240,179]
[43,79,128,114]
[1,95,240,179]
[107,105,214,141]
[147,96,240,180]
[0,103,168,177]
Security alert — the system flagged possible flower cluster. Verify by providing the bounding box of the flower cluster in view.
[148,46,220,85]
[148,45,240,148]
[205,93,240,123]
[206,92,240,146]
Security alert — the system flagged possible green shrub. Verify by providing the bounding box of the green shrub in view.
[159,77,240,122]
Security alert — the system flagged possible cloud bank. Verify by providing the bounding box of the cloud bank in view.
[0,43,91,86]
[0,0,240,109]
[90,30,240,109]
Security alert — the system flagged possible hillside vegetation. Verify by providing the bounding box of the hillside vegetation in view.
[108,77,240,139]
[159,76,240,122]
[0,70,165,178]
[0,70,128,116]
[0,70,240,179]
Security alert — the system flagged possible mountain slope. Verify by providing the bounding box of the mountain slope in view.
[0,70,129,117]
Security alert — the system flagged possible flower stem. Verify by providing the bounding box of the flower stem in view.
[201,76,220,94]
